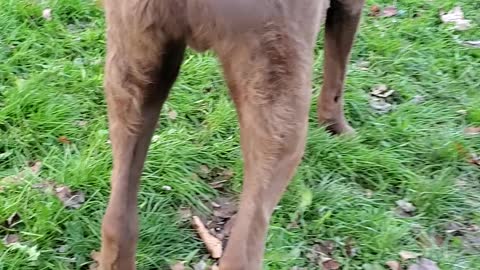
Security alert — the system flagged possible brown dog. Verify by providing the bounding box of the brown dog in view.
[99,0,364,269]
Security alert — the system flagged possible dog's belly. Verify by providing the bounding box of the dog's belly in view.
[184,0,330,52]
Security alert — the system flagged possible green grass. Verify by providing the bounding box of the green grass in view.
[1,0,479,269]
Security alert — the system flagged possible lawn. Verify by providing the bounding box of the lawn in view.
[1,0,479,269]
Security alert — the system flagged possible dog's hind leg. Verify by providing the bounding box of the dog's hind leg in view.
[317,0,365,135]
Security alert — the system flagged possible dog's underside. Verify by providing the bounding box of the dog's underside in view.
[100,0,365,269]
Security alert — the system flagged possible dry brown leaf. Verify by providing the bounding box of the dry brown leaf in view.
[464,127,480,136]
[369,5,381,16]
[322,258,341,270]
[440,6,472,31]
[58,136,71,144]
[55,186,86,209]
[382,6,398,17]
[29,161,42,174]
[386,260,401,270]
[192,216,223,258]
[170,262,186,270]
[3,234,20,245]
[407,258,440,270]
[399,250,421,260]
[345,238,357,258]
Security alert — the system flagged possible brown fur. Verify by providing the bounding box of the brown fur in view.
[99,0,364,269]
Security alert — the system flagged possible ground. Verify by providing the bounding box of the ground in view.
[1,0,479,269]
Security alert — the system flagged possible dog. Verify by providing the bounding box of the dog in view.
[99,0,364,269]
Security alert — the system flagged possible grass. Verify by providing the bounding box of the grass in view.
[0,0,479,269]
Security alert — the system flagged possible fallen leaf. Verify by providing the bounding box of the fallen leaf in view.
[369,5,381,16]
[322,258,341,270]
[407,258,440,270]
[170,262,185,270]
[207,197,237,242]
[42,8,52,21]
[1,161,42,186]
[399,250,421,260]
[2,212,21,228]
[440,6,472,31]
[317,240,336,256]
[168,110,178,120]
[32,180,56,192]
[7,242,40,261]
[382,6,398,17]
[386,260,401,270]
[369,85,395,114]
[3,234,20,245]
[462,40,480,48]
[192,216,223,258]
[370,97,393,114]
[464,127,480,136]
[55,185,86,209]
[345,238,358,257]
[396,199,416,213]
[371,84,395,98]
[58,136,71,144]
[445,222,467,235]
[212,197,236,219]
